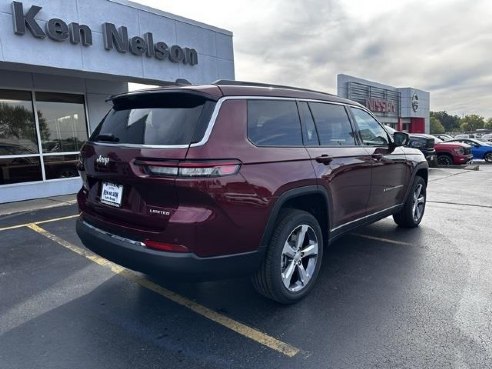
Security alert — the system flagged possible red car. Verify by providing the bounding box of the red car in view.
[408,134,472,166]
[76,80,429,303]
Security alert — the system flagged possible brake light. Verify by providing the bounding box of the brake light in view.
[144,240,190,253]
[143,160,241,178]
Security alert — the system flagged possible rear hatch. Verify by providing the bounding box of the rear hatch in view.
[78,89,219,231]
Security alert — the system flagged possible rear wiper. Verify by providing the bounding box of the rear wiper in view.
[95,133,119,142]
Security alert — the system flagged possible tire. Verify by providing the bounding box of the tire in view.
[437,154,453,166]
[393,176,426,228]
[252,209,323,304]
[485,152,492,163]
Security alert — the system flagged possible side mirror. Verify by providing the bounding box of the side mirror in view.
[393,131,409,147]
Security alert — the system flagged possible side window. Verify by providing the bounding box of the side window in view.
[309,103,356,146]
[350,108,389,146]
[297,102,319,146]
[247,100,302,146]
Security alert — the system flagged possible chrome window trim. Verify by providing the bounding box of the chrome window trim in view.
[91,96,367,149]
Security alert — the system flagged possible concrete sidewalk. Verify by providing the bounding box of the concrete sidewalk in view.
[0,194,77,216]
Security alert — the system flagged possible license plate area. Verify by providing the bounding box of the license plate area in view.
[100,182,123,207]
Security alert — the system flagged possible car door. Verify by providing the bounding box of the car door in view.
[348,107,411,215]
[299,101,373,231]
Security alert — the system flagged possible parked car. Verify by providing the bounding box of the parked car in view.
[435,134,453,141]
[447,138,492,162]
[409,134,473,166]
[407,134,437,166]
[453,134,476,139]
[479,133,492,142]
[76,80,429,304]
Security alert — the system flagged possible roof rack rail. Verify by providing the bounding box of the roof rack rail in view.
[212,79,334,96]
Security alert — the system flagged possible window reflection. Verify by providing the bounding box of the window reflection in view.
[44,154,80,180]
[0,90,87,185]
[0,90,38,154]
[36,92,88,153]
[0,156,42,184]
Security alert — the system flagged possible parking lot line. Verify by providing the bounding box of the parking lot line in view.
[26,223,301,358]
[0,214,79,232]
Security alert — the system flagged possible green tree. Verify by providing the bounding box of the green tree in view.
[430,116,445,134]
[430,111,461,132]
[485,118,492,130]
[460,114,485,132]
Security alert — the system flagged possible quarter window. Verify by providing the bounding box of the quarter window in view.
[247,100,303,146]
[350,108,389,146]
[309,103,356,146]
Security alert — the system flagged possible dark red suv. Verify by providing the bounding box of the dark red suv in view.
[76,81,429,303]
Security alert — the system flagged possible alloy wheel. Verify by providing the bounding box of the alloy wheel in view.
[281,224,319,292]
[412,183,426,223]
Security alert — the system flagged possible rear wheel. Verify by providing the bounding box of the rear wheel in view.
[437,154,453,166]
[485,152,492,163]
[393,176,426,228]
[252,209,323,304]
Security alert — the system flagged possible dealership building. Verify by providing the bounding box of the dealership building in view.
[0,0,234,203]
[337,74,430,134]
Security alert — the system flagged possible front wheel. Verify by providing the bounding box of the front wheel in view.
[252,209,323,304]
[484,152,492,163]
[393,176,427,228]
[437,154,453,166]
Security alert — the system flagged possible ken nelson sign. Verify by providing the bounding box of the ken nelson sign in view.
[10,1,199,65]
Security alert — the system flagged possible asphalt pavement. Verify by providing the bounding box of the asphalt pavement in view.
[1,163,491,369]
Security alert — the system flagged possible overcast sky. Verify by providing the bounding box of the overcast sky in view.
[134,0,492,119]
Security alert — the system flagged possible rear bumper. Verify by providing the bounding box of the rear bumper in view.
[76,218,264,280]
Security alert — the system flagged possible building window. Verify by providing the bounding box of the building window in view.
[0,89,88,185]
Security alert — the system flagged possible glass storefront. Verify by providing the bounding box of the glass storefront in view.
[0,89,88,185]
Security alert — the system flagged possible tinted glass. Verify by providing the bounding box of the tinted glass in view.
[36,92,88,153]
[309,103,355,146]
[350,108,389,146]
[44,154,79,180]
[0,89,38,154]
[247,100,302,146]
[0,156,42,184]
[298,102,319,146]
[92,94,212,146]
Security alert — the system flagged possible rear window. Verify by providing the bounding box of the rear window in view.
[90,93,215,146]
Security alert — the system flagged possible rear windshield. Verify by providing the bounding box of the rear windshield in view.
[90,93,215,146]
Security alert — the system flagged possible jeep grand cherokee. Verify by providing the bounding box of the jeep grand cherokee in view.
[76,80,429,304]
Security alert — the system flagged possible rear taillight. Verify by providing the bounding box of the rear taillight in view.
[77,156,89,190]
[144,240,189,253]
[140,160,241,178]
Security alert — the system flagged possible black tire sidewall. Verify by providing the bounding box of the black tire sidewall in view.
[400,176,426,227]
[438,155,452,166]
[266,209,323,303]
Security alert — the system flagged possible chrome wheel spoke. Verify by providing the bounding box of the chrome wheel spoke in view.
[282,241,297,259]
[301,242,318,258]
[295,225,308,250]
[282,259,296,289]
[297,263,309,286]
